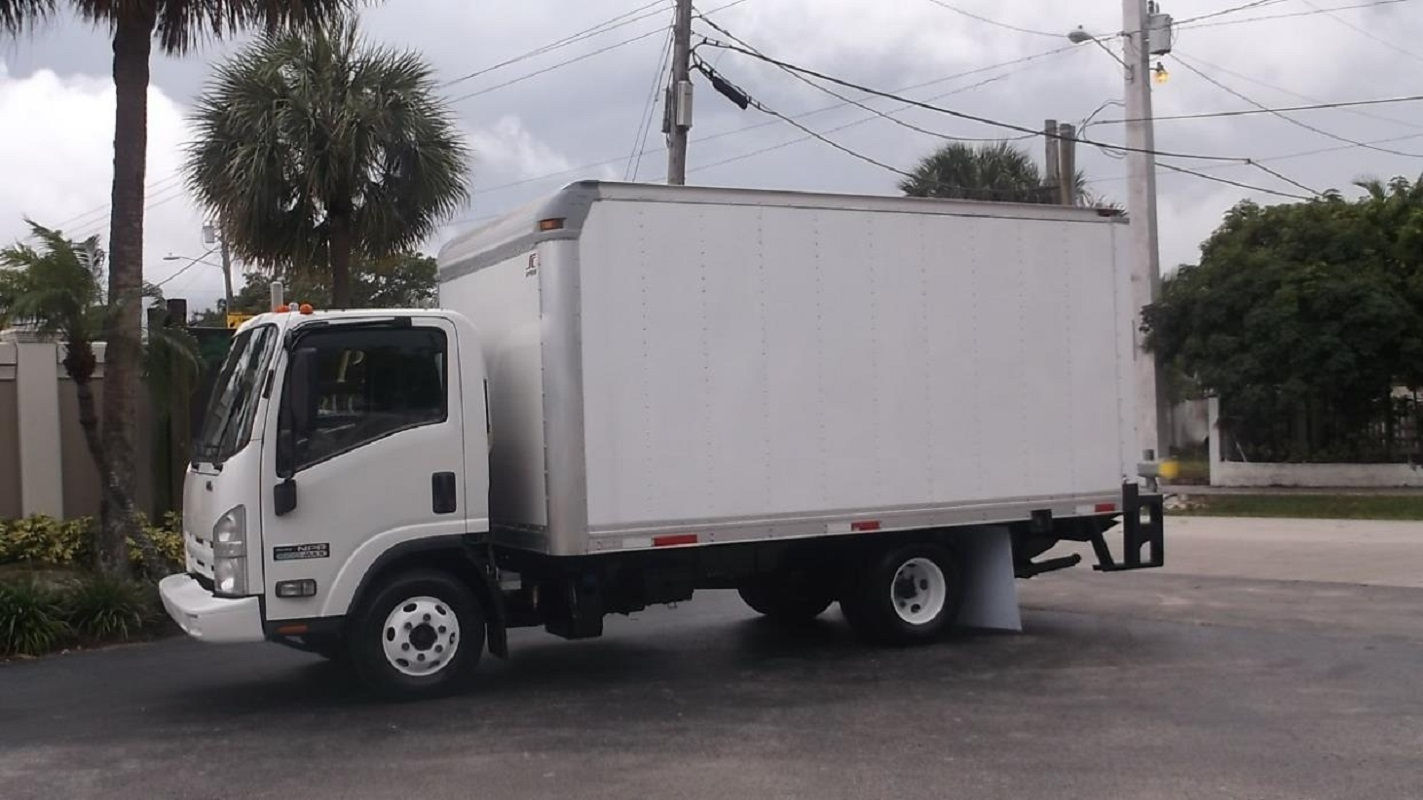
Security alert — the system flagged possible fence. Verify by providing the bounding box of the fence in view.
[1208,397,1423,488]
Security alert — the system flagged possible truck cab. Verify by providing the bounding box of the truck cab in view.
[160,308,494,691]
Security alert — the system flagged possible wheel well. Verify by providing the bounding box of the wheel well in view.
[348,540,508,658]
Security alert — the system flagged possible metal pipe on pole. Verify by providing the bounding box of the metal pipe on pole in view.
[1122,0,1167,463]
[665,0,694,185]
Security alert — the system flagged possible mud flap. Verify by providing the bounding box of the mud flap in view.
[953,525,1022,632]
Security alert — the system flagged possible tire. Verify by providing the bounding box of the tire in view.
[348,569,485,700]
[737,578,834,623]
[839,543,963,645]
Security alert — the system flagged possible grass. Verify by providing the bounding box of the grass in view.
[1173,493,1423,520]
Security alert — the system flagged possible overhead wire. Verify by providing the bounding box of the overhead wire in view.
[627,26,675,180]
[1095,92,1423,123]
[1298,0,1423,64]
[439,0,671,89]
[1174,0,1414,31]
[1170,54,1423,158]
[447,26,670,104]
[1160,51,1423,131]
[697,38,1255,162]
[694,13,1032,143]
[920,0,1065,38]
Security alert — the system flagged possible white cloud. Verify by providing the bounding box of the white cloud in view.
[0,61,225,312]
[467,114,577,181]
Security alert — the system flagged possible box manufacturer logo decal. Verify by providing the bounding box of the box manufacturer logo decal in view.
[273,543,330,561]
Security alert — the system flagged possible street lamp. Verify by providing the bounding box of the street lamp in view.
[159,248,230,310]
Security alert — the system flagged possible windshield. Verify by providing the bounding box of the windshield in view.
[194,325,277,464]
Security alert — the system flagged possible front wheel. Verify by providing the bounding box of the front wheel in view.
[348,569,485,700]
[839,543,962,645]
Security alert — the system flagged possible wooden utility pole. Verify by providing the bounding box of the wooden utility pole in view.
[666,0,694,185]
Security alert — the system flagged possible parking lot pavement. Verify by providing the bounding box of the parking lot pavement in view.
[2,516,1421,800]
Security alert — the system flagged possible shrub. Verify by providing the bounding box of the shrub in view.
[0,579,69,656]
[63,575,160,640]
[0,516,92,566]
[2,512,184,574]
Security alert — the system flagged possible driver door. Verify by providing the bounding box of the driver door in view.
[261,318,467,623]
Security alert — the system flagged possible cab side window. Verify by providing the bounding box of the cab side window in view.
[290,326,447,470]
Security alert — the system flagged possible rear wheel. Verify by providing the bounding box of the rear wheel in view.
[349,569,484,700]
[840,543,962,644]
[737,577,834,623]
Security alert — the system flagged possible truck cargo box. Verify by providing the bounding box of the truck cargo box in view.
[438,182,1139,557]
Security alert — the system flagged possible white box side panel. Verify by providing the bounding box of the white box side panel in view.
[578,201,1132,529]
[439,253,548,528]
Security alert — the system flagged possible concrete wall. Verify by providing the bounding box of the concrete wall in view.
[0,337,159,520]
[1208,397,1423,487]
[0,344,20,519]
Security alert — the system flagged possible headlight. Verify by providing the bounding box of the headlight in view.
[212,505,249,596]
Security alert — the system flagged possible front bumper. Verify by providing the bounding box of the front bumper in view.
[159,573,264,643]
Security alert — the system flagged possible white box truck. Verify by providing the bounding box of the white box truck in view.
[160,182,1164,698]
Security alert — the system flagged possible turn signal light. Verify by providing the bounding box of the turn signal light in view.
[275,579,318,598]
[538,217,565,231]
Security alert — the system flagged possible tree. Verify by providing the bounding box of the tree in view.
[1,0,349,577]
[1143,177,1423,462]
[900,141,1089,204]
[0,223,197,573]
[185,18,469,308]
[189,252,438,325]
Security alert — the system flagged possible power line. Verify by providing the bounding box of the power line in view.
[1165,50,1423,132]
[447,27,669,105]
[1170,54,1423,158]
[627,27,676,180]
[1155,161,1314,200]
[1298,0,1423,64]
[921,0,1064,38]
[1172,0,1294,27]
[1095,92,1423,123]
[698,38,1251,162]
[444,41,1081,210]
[694,13,1027,143]
[1175,0,1414,31]
[155,246,219,288]
[440,0,671,89]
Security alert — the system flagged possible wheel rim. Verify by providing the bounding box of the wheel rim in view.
[890,557,947,625]
[381,595,460,677]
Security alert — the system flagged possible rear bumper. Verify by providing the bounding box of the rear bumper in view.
[159,573,264,643]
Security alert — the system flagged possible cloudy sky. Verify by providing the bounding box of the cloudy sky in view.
[2,0,1421,314]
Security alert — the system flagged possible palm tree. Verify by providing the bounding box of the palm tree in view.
[900,141,1088,204]
[0,223,197,574]
[1,0,350,577]
[185,19,470,308]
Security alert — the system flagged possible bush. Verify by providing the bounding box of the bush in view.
[1,512,184,574]
[0,516,92,566]
[63,575,160,640]
[0,579,68,657]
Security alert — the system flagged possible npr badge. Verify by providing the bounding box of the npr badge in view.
[273,543,330,561]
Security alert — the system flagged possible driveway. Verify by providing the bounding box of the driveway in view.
[2,516,1420,800]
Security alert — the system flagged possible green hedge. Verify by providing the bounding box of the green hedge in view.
[0,575,166,657]
[0,513,184,574]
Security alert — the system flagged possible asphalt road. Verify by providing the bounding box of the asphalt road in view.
[3,517,1421,800]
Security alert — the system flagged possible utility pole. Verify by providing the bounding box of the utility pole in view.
[665,0,694,185]
[1043,118,1059,202]
[1057,122,1077,206]
[1122,0,1168,464]
[218,231,234,313]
